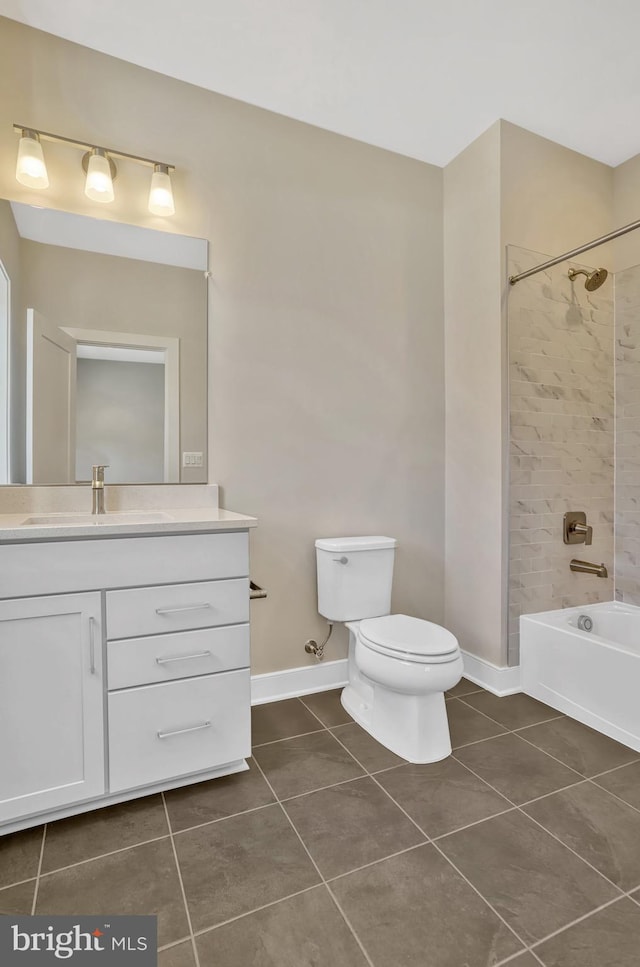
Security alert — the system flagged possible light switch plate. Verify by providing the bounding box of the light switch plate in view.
[182,451,204,468]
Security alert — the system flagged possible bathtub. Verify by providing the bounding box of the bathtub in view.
[520,601,640,753]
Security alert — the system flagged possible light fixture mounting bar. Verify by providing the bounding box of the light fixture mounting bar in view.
[13,124,174,172]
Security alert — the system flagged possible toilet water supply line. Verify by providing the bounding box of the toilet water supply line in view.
[305,623,333,661]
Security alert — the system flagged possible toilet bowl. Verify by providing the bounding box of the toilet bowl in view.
[342,615,463,763]
[315,537,463,764]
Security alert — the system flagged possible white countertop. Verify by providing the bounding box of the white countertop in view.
[0,506,257,542]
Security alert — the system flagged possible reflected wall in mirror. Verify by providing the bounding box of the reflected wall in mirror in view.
[0,200,208,485]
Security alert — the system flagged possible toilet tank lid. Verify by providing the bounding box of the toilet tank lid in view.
[315,536,397,552]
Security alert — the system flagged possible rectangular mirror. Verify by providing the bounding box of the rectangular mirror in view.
[0,200,208,485]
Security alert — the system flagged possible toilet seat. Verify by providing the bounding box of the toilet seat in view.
[359,614,460,664]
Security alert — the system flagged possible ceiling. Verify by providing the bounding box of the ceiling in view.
[1,0,639,168]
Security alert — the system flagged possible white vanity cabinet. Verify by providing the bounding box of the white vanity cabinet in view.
[0,528,252,834]
[0,592,105,823]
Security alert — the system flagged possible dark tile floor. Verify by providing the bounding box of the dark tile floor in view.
[2,680,640,966]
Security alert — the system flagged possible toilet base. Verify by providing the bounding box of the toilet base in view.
[341,682,453,764]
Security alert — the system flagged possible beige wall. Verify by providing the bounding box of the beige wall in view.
[0,18,445,674]
[500,122,614,258]
[19,239,207,484]
[613,154,640,271]
[444,123,504,664]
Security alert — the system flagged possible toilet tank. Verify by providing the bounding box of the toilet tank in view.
[315,536,397,622]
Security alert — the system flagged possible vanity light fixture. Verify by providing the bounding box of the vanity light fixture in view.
[148,164,175,217]
[15,129,49,189]
[12,124,176,216]
[83,148,116,204]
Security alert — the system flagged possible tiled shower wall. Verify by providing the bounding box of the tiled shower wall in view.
[615,264,640,605]
[507,246,614,664]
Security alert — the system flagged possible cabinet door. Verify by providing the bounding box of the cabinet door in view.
[0,592,104,823]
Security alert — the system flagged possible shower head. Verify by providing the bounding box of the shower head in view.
[568,266,608,291]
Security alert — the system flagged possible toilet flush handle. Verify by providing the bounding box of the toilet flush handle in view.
[333,556,349,565]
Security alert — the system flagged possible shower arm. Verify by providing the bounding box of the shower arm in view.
[508,216,640,285]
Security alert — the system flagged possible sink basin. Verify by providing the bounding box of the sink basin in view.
[21,512,174,526]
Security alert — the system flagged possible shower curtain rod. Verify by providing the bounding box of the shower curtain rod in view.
[508,216,640,285]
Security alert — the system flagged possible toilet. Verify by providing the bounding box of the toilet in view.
[315,536,463,763]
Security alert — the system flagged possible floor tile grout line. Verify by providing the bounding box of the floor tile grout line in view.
[325,725,435,843]
[278,773,374,803]
[169,800,276,838]
[297,695,350,730]
[447,756,521,811]
[509,777,590,811]
[526,893,627,954]
[157,935,193,953]
[454,696,564,733]
[191,884,322,940]
[515,804,626,896]
[449,696,510,729]
[429,838,534,959]
[250,752,377,967]
[513,729,607,779]
[589,757,640,780]
[30,823,46,915]
[161,793,200,967]
[511,715,566,733]
[252,726,326,748]
[34,832,173,880]
[589,759,640,782]
[494,949,541,967]
[324,882,378,967]
[445,685,485,700]
[0,876,37,894]
[323,841,439,886]
[430,807,519,843]
[585,776,640,819]
[452,732,510,753]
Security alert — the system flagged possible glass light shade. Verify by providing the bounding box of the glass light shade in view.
[148,165,175,216]
[84,150,115,203]
[15,132,49,189]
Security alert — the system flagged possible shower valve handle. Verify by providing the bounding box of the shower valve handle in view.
[571,521,593,546]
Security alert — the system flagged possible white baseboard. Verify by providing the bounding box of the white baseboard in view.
[461,649,521,696]
[251,659,349,705]
[251,652,521,705]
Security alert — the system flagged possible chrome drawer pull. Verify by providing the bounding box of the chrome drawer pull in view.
[156,650,212,665]
[157,721,211,740]
[155,603,212,615]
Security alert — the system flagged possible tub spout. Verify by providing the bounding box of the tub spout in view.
[570,559,608,578]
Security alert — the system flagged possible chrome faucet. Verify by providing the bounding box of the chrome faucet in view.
[91,465,109,515]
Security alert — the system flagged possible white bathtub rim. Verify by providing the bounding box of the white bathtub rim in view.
[521,600,640,659]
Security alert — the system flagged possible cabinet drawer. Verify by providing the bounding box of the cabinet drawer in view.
[0,531,249,599]
[106,578,249,639]
[108,670,250,793]
[107,624,250,690]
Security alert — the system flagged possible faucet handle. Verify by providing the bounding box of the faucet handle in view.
[572,521,593,545]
